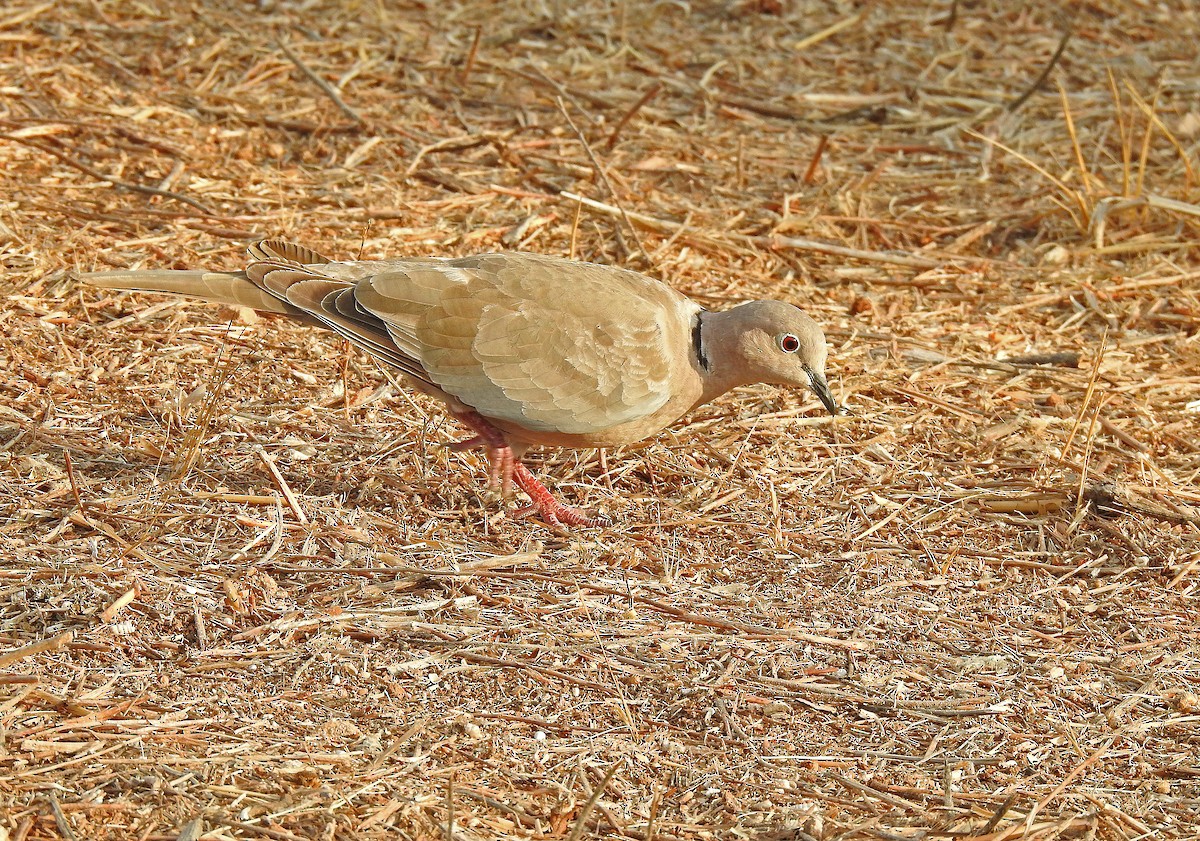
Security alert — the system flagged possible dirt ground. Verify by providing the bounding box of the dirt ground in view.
[2,1,1199,839]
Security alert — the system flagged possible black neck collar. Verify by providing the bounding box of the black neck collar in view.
[692,310,711,372]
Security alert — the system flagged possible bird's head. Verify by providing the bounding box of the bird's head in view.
[718,300,837,415]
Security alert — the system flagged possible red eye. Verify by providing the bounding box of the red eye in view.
[779,333,800,353]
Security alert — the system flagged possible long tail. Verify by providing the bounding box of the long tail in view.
[82,269,303,317]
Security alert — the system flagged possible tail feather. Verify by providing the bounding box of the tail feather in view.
[81,269,302,317]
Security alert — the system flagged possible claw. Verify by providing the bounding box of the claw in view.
[449,409,603,528]
[512,463,603,528]
[447,435,484,452]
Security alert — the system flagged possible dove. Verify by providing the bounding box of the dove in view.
[82,239,837,527]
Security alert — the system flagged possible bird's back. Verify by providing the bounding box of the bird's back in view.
[89,241,708,445]
[348,251,703,437]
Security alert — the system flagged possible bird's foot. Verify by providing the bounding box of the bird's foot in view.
[511,462,605,528]
[449,411,515,494]
[450,409,603,528]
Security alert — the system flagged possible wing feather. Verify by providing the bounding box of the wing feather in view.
[242,244,436,385]
[237,246,695,435]
[356,253,692,434]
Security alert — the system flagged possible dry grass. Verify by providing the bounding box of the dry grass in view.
[3,0,1200,838]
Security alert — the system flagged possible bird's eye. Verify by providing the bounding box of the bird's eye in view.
[778,333,801,353]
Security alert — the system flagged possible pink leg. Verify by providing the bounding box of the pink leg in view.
[511,462,603,528]
[449,411,514,493]
[450,410,602,528]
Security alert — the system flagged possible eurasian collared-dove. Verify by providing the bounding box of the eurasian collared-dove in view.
[83,239,837,527]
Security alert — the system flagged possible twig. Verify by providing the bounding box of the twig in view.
[645,783,661,841]
[559,191,678,234]
[193,601,208,651]
[792,11,865,53]
[567,758,623,841]
[941,0,959,31]
[183,99,362,134]
[1098,414,1147,452]
[404,135,491,179]
[0,133,216,214]
[1023,735,1117,833]
[1058,80,1093,202]
[69,511,156,563]
[1007,25,1073,112]
[606,83,661,149]
[224,820,307,841]
[1000,351,1080,367]
[99,587,137,623]
[172,343,239,481]
[1075,392,1109,509]
[257,446,309,523]
[519,571,869,648]
[560,190,941,267]
[832,774,924,810]
[555,96,654,269]
[12,818,33,841]
[452,651,609,691]
[1056,330,1107,472]
[62,448,87,520]
[802,134,829,184]
[715,92,817,123]
[176,818,204,841]
[568,194,583,259]
[979,794,1017,835]
[0,631,74,669]
[46,792,78,841]
[1123,80,1197,188]
[459,27,482,86]
[762,233,941,268]
[276,38,365,125]
[455,788,539,828]
[522,65,608,118]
